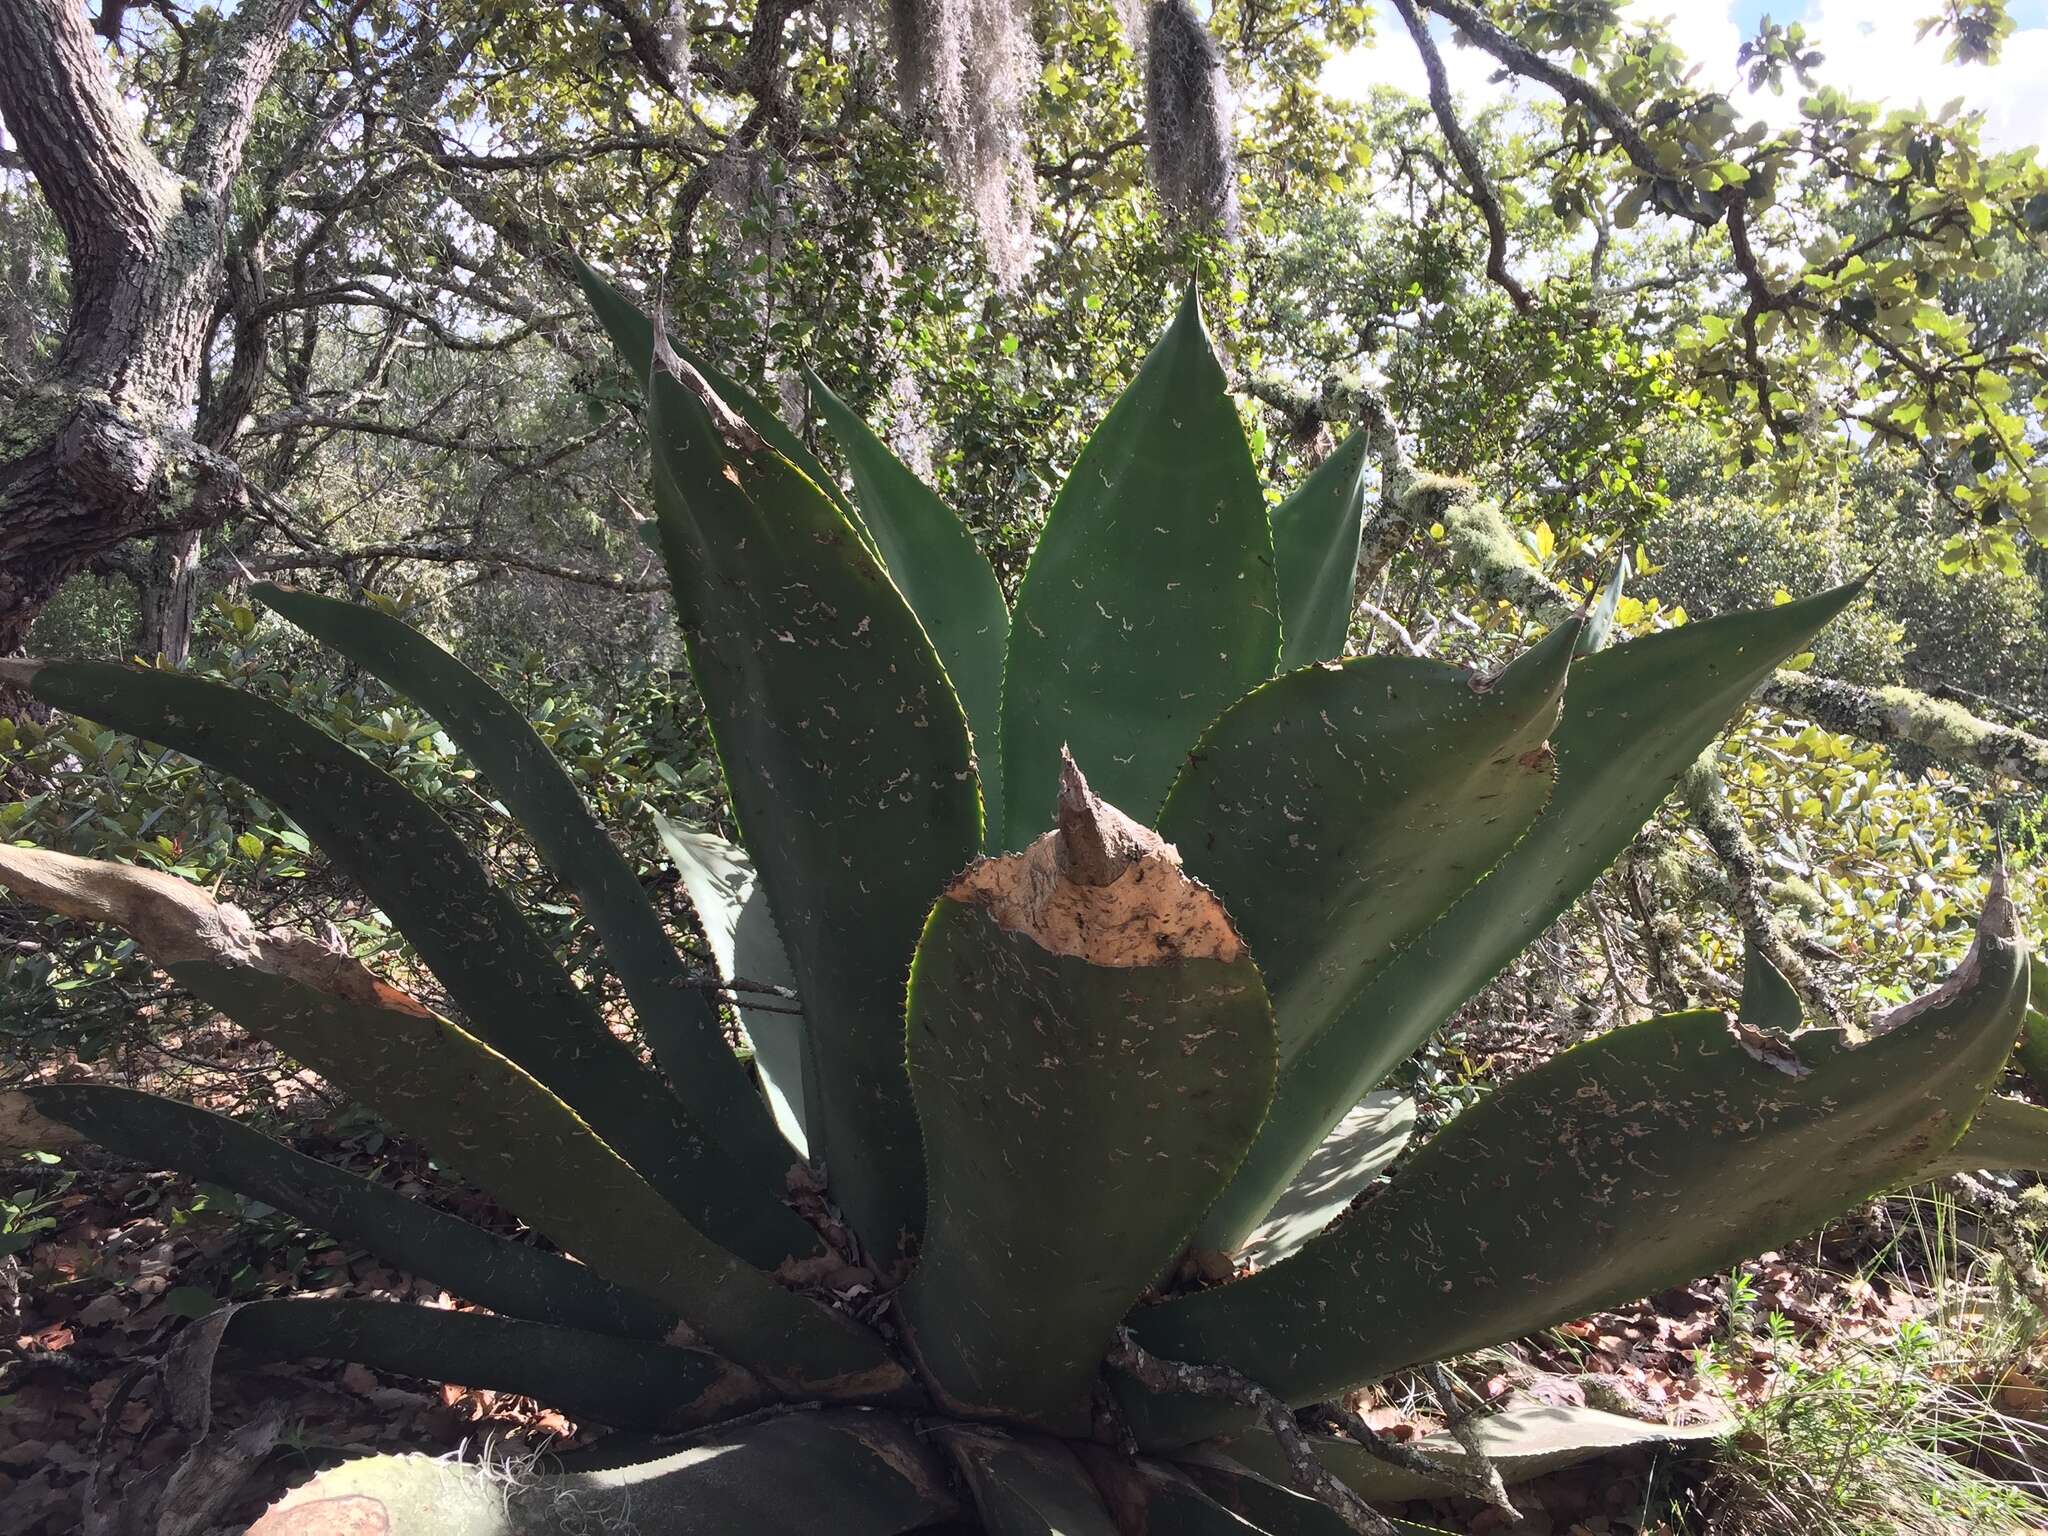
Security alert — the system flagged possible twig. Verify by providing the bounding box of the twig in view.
[1388,0,1533,312]
[1947,1173,2048,1333]
[1358,601,1431,657]
[1310,1392,1518,1520]
[1679,755,1846,1029]
[1424,1364,1519,1520]
[1108,1329,1397,1536]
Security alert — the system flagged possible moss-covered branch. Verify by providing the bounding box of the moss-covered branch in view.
[1757,673,2048,793]
[1437,496,2048,792]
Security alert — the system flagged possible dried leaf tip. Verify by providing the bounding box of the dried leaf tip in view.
[1054,748,1167,887]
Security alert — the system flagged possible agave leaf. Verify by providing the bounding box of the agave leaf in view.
[1928,1093,2048,1175]
[654,815,808,1156]
[222,1299,770,1431]
[1576,557,1628,657]
[1182,1459,1458,1535]
[0,847,906,1399]
[253,582,791,1189]
[1210,581,1864,1259]
[0,1083,669,1339]
[1740,943,1804,1032]
[933,1428,1121,1536]
[1002,286,1278,846]
[1191,1404,1726,1507]
[1075,1449,1272,1534]
[1240,1092,1416,1270]
[809,371,1011,846]
[569,253,871,544]
[582,262,981,1258]
[1126,888,2026,1445]
[900,760,1277,1430]
[2013,954,2048,1092]
[11,662,816,1269]
[1171,621,1576,1249]
[248,1411,959,1536]
[1272,428,1370,672]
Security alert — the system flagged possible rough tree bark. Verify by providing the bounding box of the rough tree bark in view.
[0,0,301,655]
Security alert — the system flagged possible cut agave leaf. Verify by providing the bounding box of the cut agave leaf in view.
[249,1411,959,1536]
[1125,889,2025,1445]
[934,1427,1121,1536]
[901,759,1277,1431]
[11,661,815,1268]
[1191,1403,1727,1506]
[1208,581,1864,1265]
[1002,285,1278,846]
[583,260,982,1258]
[655,815,809,1157]
[1272,428,1370,672]
[0,1083,669,1339]
[1168,621,1575,1250]
[809,370,1011,847]
[0,847,905,1400]
[222,1299,771,1431]
[1240,1092,1417,1270]
[255,581,790,1188]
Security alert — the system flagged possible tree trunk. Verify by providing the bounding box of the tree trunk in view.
[133,528,203,665]
[0,0,300,654]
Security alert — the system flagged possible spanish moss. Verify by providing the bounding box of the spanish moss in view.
[1143,0,1240,234]
[887,0,1039,287]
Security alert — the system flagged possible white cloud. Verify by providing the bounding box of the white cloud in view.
[1322,0,2048,157]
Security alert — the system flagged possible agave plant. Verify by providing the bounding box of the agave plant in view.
[0,268,2038,1536]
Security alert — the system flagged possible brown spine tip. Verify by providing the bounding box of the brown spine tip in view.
[1053,747,1159,886]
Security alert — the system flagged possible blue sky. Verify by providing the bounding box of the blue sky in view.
[1329,0,2048,155]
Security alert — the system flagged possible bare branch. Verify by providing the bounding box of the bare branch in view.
[1108,1329,1397,1536]
[1388,0,1532,312]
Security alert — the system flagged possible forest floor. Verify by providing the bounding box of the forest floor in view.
[6,1028,2048,1534]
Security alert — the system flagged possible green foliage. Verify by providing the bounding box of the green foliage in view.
[1,289,2039,1536]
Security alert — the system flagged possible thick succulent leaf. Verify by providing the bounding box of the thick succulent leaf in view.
[10,662,815,1269]
[0,847,903,1399]
[583,262,981,1257]
[254,581,790,1188]
[1929,1093,2048,1174]
[1170,622,1574,1249]
[934,1428,1121,1536]
[1181,1459,1455,1535]
[1075,1450,1272,1534]
[248,1411,958,1536]
[569,253,869,541]
[222,1299,770,1431]
[1124,889,2025,1444]
[1740,943,1804,1032]
[1001,287,1278,846]
[809,371,1011,846]
[1577,558,1628,657]
[2014,955,2048,1092]
[1210,582,1864,1261]
[655,816,809,1156]
[0,1083,669,1339]
[1272,428,1370,672]
[1192,1405,1726,1507]
[901,763,1278,1430]
[1240,1092,1416,1270]
[1166,622,1573,1072]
